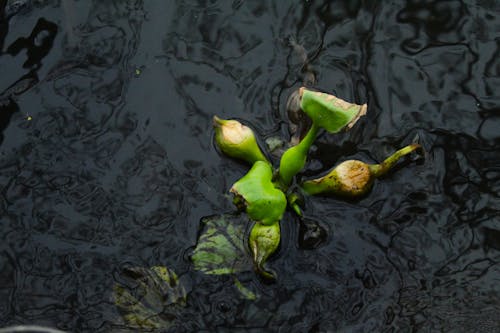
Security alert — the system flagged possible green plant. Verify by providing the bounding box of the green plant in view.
[194,87,422,281]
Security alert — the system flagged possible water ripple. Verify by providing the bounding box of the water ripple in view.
[0,1,500,332]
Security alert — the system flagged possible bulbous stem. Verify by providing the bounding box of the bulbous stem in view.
[278,123,319,187]
[369,144,422,177]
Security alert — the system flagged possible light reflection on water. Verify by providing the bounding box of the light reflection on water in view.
[0,1,500,332]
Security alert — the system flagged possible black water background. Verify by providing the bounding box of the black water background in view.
[1,1,500,332]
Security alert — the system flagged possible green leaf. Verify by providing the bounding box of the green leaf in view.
[113,266,186,330]
[191,213,252,275]
[249,222,280,281]
[233,277,257,300]
[213,116,268,164]
[230,161,287,225]
[300,88,367,133]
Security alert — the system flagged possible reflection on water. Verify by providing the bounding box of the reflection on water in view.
[0,1,500,332]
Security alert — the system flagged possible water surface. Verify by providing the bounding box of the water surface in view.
[1,1,500,332]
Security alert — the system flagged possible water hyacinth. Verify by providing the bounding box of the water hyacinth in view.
[213,116,268,165]
[198,88,423,284]
[278,88,367,186]
[301,144,423,197]
[229,161,286,279]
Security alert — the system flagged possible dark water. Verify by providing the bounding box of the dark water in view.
[1,0,500,332]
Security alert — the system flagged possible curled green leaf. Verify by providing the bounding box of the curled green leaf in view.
[300,88,367,133]
[231,161,287,225]
[249,222,280,281]
[213,116,268,164]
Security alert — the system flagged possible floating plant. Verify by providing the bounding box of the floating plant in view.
[113,87,423,327]
[191,87,423,281]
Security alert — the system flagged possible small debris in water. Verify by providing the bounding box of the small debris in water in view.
[265,136,284,152]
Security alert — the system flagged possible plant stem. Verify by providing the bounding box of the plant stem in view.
[278,123,319,187]
[369,144,422,177]
[299,122,319,154]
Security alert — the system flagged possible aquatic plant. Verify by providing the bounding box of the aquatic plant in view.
[278,88,367,186]
[112,88,423,328]
[192,87,422,281]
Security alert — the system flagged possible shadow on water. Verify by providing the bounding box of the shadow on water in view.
[0,1,500,332]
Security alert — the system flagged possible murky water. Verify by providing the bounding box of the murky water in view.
[1,1,500,332]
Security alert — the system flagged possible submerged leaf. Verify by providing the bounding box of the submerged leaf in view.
[113,266,186,331]
[233,277,257,301]
[191,213,252,275]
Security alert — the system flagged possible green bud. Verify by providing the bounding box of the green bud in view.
[302,144,422,197]
[213,115,268,164]
[230,161,287,225]
[249,222,280,281]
